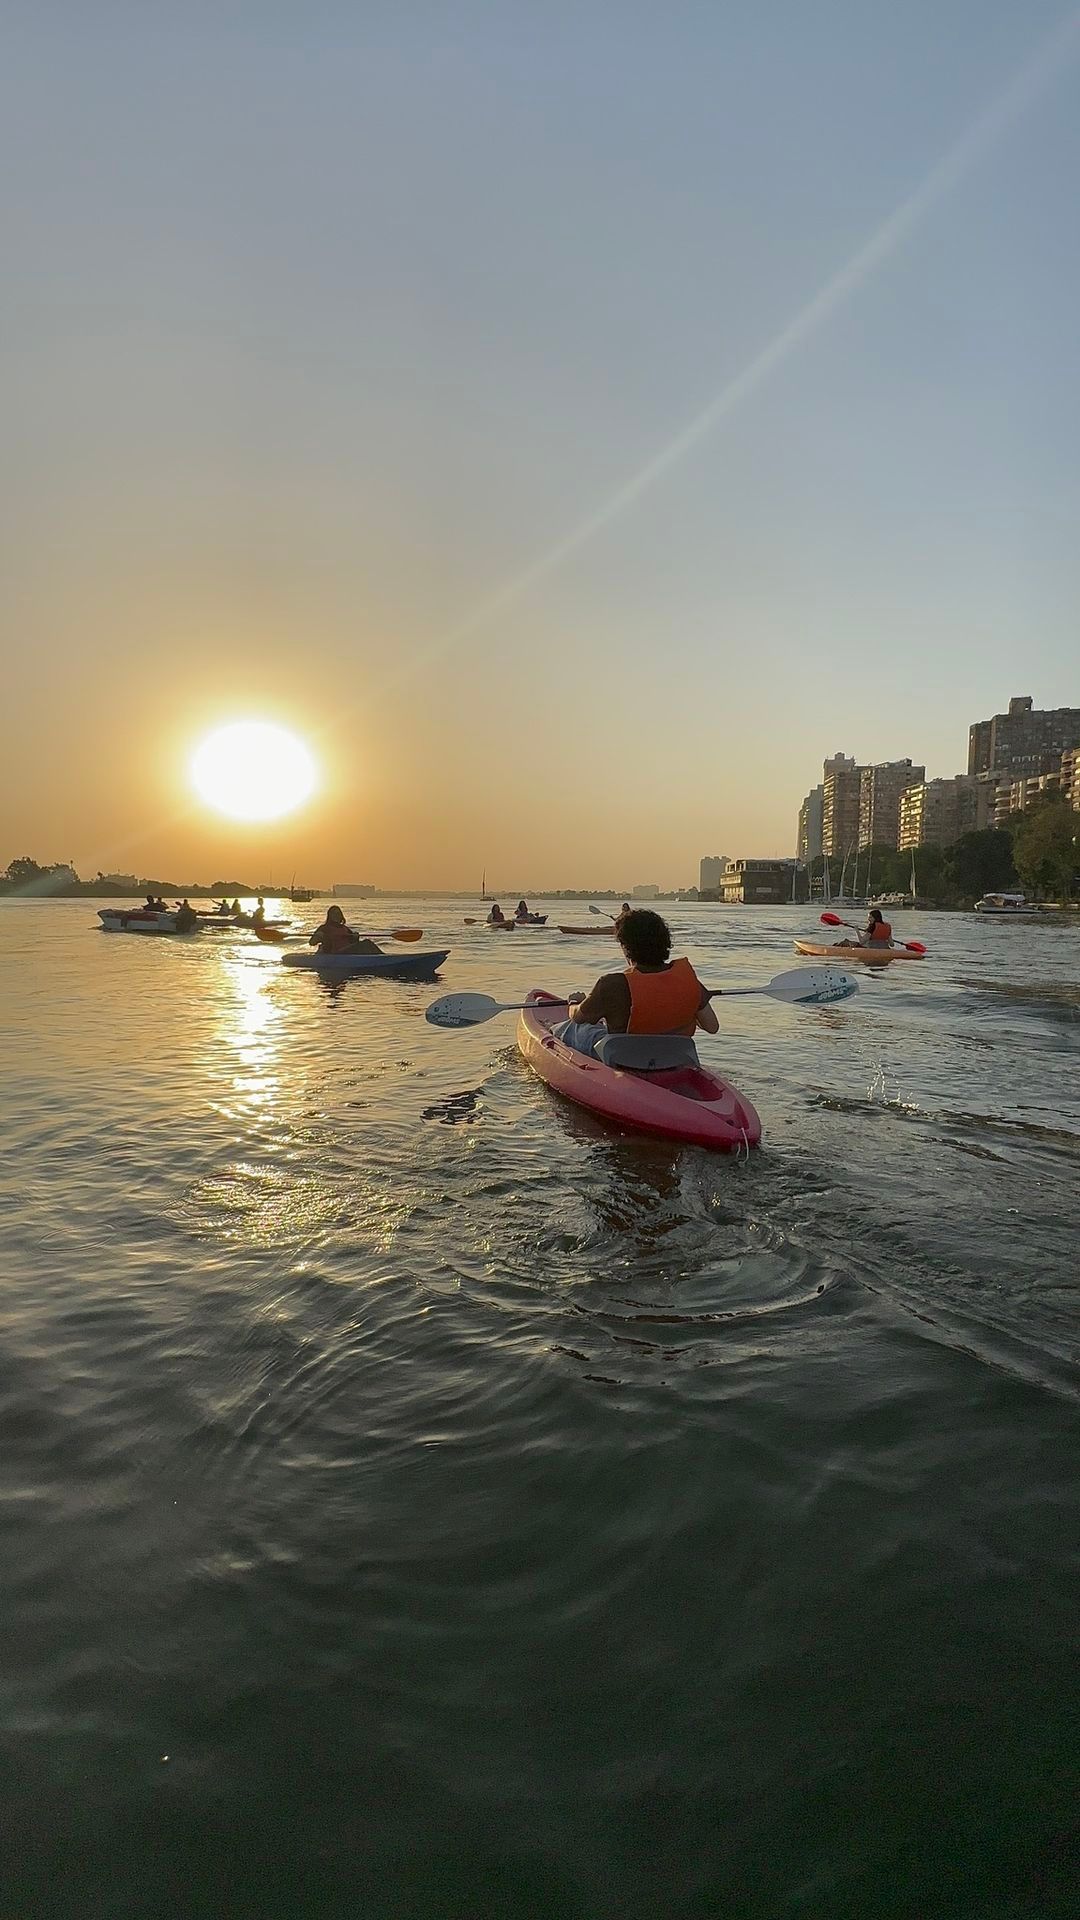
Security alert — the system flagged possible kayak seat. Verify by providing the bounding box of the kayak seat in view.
[596,1034,701,1072]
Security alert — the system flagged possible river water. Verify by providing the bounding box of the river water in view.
[1,899,1077,1918]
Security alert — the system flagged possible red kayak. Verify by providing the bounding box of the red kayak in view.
[516,990,761,1152]
[556,924,615,936]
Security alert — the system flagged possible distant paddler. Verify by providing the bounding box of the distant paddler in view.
[832,908,893,950]
[308,903,382,956]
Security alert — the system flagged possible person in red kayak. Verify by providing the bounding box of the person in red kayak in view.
[309,904,382,955]
[556,909,719,1057]
[836,909,892,949]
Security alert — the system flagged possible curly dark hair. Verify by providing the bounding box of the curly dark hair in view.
[618,908,672,967]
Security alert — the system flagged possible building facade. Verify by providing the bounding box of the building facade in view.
[632,884,660,900]
[1061,746,1080,811]
[1000,769,1063,821]
[699,855,727,894]
[797,787,823,863]
[858,759,925,850]
[968,695,1080,779]
[718,859,801,905]
[821,754,861,859]
[898,775,978,851]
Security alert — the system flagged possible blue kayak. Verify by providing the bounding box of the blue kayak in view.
[282,948,449,977]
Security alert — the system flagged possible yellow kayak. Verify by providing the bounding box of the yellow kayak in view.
[794,940,923,965]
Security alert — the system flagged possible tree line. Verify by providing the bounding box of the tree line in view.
[813,801,1076,906]
[0,858,261,898]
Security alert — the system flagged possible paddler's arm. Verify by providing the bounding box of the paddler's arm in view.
[695,986,719,1035]
[570,974,625,1028]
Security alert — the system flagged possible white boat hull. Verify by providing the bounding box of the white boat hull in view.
[98,910,180,934]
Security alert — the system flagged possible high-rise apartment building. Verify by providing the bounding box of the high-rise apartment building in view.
[821,753,860,859]
[974,772,1011,831]
[1061,746,1080,811]
[796,788,823,863]
[859,759,925,850]
[699,856,728,894]
[898,776,978,851]
[967,695,1080,778]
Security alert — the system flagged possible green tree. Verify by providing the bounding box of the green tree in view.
[942,829,1018,902]
[1013,800,1078,901]
[3,856,44,889]
[910,843,948,902]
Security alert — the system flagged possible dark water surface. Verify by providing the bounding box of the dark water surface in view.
[2,900,1077,1918]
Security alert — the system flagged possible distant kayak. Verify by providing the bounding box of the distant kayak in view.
[517,989,761,1152]
[98,910,190,935]
[282,949,449,976]
[793,940,923,964]
[556,924,614,936]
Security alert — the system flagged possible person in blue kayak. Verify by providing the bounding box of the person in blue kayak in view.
[309,904,382,955]
[514,900,532,921]
[556,909,719,1057]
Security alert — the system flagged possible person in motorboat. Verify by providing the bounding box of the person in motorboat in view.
[514,900,533,921]
[308,904,382,955]
[174,899,198,932]
[487,903,508,924]
[835,908,893,950]
[556,908,719,1058]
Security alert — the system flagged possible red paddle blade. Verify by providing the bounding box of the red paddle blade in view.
[820,912,843,925]
[904,941,927,954]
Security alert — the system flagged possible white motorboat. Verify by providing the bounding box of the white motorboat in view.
[973,893,1042,919]
[98,909,183,934]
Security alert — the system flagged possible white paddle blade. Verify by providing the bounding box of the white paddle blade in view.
[768,967,858,1004]
[425,992,505,1028]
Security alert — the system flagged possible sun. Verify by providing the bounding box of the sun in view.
[190,721,318,822]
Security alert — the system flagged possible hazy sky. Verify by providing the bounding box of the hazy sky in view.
[3,2,1079,889]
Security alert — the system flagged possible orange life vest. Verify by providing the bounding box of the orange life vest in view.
[867,919,892,944]
[626,957,702,1035]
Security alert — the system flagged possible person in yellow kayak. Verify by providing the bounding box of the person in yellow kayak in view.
[309,904,382,955]
[556,909,719,1057]
[835,909,893,949]
[487,903,508,925]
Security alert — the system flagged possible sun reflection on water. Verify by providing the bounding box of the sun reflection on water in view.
[214,953,284,1118]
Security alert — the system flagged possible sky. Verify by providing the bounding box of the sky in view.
[2,0,1079,890]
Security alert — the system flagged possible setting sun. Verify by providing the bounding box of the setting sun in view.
[190,721,318,822]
